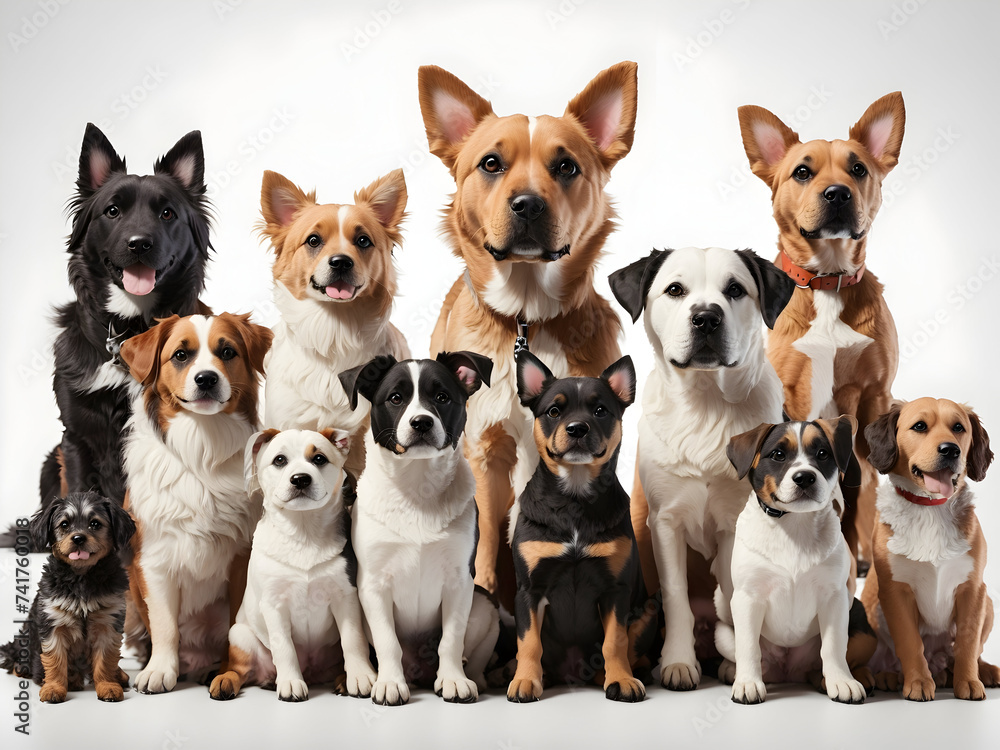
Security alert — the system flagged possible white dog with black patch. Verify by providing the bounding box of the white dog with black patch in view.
[339,352,500,706]
[609,246,795,690]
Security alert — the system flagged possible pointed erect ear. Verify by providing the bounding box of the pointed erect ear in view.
[338,355,398,410]
[735,249,795,330]
[260,170,314,231]
[863,403,902,475]
[816,415,862,488]
[119,315,180,387]
[738,105,801,186]
[355,168,408,231]
[516,351,555,408]
[245,429,280,500]
[154,130,206,192]
[608,249,672,324]
[319,428,351,458]
[564,61,638,168]
[418,65,495,171]
[727,423,776,480]
[965,408,993,483]
[77,123,126,195]
[601,356,636,407]
[849,92,905,172]
[437,351,493,395]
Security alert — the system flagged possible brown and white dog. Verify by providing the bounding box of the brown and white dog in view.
[258,169,410,484]
[120,313,272,693]
[738,93,905,563]
[862,398,999,701]
[418,62,637,596]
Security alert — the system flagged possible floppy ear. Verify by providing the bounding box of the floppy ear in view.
[816,415,862,488]
[437,351,493,396]
[864,404,902,475]
[77,123,126,195]
[849,91,905,173]
[738,104,800,187]
[338,355,398,410]
[244,429,280,501]
[564,61,638,169]
[418,65,495,172]
[516,351,555,408]
[154,130,206,192]
[218,312,273,377]
[735,249,795,330]
[727,423,776,480]
[601,355,636,407]
[259,170,316,249]
[119,315,180,387]
[103,497,136,552]
[355,168,408,234]
[29,501,59,551]
[319,428,351,458]
[608,249,672,324]
[965,408,993,483]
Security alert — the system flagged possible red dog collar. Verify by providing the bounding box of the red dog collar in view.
[780,251,865,292]
[895,485,948,506]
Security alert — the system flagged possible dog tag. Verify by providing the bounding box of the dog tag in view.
[513,319,530,360]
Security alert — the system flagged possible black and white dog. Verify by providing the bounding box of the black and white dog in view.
[339,352,500,705]
[33,124,212,536]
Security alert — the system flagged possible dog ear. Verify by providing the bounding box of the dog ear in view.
[103,497,137,552]
[863,403,902,474]
[338,355,398,410]
[738,105,801,187]
[218,312,273,377]
[516,351,555,408]
[965,408,994,483]
[318,428,351,458]
[849,92,905,173]
[816,415,862,488]
[29,501,60,551]
[727,423,776,481]
[259,170,316,246]
[77,123,126,195]
[735,249,795,330]
[245,429,281,501]
[608,249,672,324]
[564,61,638,169]
[418,65,496,172]
[154,130,206,192]
[355,168,408,233]
[119,315,180,387]
[601,355,636,407]
[437,351,494,396]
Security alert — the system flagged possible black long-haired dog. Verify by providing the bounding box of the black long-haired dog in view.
[1,491,136,702]
[18,124,212,547]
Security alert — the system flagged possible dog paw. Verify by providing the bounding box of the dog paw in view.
[979,661,1000,687]
[605,677,645,702]
[135,663,178,694]
[851,666,875,696]
[96,681,124,702]
[209,672,241,701]
[39,683,67,704]
[372,678,409,706]
[827,677,866,704]
[903,675,935,702]
[435,675,478,703]
[954,678,986,701]
[731,679,766,705]
[717,659,736,685]
[346,667,377,698]
[277,678,309,702]
[507,676,542,703]
[874,670,901,692]
[660,661,701,691]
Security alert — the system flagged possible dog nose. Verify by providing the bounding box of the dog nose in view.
[823,185,852,205]
[71,534,86,545]
[410,415,434,433]
[510,194,546,222]
[565,421,590,438]
[691,307,722,333]
[194,371,218,388]
[938,442,961,461]
[792,471,816,487]
[127,235,154,254]
[328,255,354,271]
[290,473,312,489]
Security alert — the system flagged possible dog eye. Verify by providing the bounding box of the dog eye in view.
[725,283,745,299]
[851,162,867,178]
[306,234,322,249]
[769,449,785,461]
[161,208,175,221]
[89,520,102,529]
[59,520,69,529]
[435,392,451,404]
[666,283,685,297]
[218,346,237,361]
[356,235,373,249]
[273,455,287,467]
[388,393,403,405]
[816,449,829,460]
[173,349,188,362]
[479,154,503,174]
[594,405,608,418]
[104,205,120,218]
[555,158,578,178]
[312,454,328,466]
[547,406,561,418]
[793,165,811,181]
[953,423,966,433]
[911,421,927,432]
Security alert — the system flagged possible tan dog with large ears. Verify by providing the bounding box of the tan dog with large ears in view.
[418,63,637,598]
[738,93,905,565]
[861,398,999,701]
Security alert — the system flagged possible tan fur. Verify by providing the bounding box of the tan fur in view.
[585,537,632,579]
[209,645,252,700]
[601,609,644,699]
[518,540,567,576]
[507,608,544,701]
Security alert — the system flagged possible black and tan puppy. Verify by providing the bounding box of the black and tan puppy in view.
[507,351,650,702]
[1,491,135,702]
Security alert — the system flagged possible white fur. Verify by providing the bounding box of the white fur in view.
[481,261,565,321]
[106,283,160,321]
[636,247,787,689]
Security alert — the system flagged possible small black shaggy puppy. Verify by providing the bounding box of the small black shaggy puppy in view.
[1,491,135,702]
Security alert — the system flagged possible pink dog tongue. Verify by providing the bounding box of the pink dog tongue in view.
[123,264,156,295]
[326,281,355,300]
[69,550,91,561]
[923,469,954,498]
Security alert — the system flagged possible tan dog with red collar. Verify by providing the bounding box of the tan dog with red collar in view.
[862,398,999,700]
[738,93,905,563]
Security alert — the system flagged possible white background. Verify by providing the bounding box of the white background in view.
[1,0,998,747]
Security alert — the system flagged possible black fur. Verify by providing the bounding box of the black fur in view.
[607,248,672,323]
